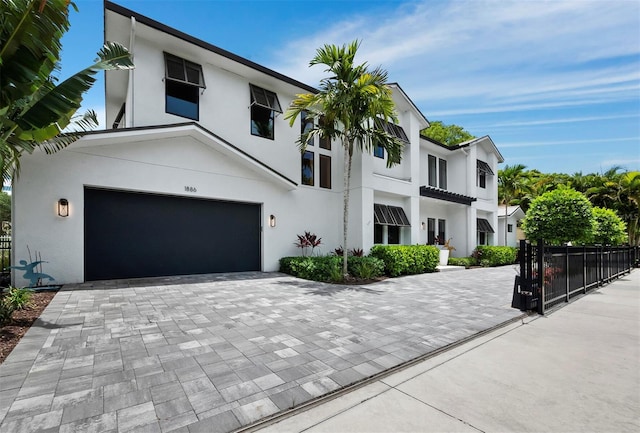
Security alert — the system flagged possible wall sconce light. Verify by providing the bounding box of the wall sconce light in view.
[269,214,276,228]
[421,221,426,230]
[58,198,69,217]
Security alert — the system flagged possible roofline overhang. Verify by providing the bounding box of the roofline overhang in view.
[387,83,430,129]
[105,1,317,94]
[74,123,298,190]
[458,135,505,163]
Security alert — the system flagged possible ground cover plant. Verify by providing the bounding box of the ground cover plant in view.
[0,289,55,364]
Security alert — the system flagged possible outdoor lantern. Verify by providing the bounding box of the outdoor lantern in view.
[421,221,426,230]
[269,214,276,227]
[58,198,69,217]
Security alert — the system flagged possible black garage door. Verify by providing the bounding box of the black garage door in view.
[84,188,261,281]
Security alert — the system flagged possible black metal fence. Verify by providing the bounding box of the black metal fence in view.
[513,240,638,314]
[0,236,10,287]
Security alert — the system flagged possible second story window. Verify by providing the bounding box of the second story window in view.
[374,144,384,158]
[477,160,493,189]
[164,53,205,120]
[439,158,447,190]
[250,84,282,140]
[428,155,437,187]
[302,151,314,186]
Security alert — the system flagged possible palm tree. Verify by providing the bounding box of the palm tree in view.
[285,41,404,277]
[1,0,134,180]
[498,164,526,246]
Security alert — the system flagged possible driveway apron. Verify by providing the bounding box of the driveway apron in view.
[0,267,523,433]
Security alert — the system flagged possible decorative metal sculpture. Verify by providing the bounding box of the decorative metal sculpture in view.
[8,260,55,287]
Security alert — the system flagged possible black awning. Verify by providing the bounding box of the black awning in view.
[374,204,410,227]
[477,218,495,233]
[249,84,283,113]
[477,160,494,175]
[378,119,409,143]
[419,186,476,206]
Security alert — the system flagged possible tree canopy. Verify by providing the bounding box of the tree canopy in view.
[522,188,594,245]
[499,167,639,245]
[591,207,627,246]
[0,0,134,180]
[285,40,404,276]
[421,120,475,147]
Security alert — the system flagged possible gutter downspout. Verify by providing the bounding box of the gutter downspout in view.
[125,16,136,127]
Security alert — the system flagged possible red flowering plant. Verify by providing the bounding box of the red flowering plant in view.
[295,231,322,256]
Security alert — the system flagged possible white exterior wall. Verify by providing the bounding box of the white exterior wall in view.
[12,131,343,286]
[12,5,506,285]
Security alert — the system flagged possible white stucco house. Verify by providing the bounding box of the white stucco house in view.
[497,205,526,248]
[11,2,504,285]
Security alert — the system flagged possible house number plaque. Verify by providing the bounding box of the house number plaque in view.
[184,186,197,193]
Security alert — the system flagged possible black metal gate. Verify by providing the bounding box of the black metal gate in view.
[513,240,638,314]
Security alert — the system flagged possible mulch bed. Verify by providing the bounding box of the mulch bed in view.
[0,291,56,364]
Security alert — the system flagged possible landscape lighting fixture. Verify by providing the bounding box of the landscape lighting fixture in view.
[58,198,69,217]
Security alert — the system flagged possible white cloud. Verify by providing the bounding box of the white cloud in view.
[473,113,640,128]
[500,137,638,148]
[267,0,640,115]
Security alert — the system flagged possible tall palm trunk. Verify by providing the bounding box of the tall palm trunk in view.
[342,141,353,277]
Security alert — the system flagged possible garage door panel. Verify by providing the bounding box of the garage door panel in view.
[85,188,260,281]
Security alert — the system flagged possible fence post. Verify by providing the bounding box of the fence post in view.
[537,239,545,315]
[583,245,587,294]
[565,244,570,302]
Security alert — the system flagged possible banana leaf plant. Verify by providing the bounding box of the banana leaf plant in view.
[0,0,134,180]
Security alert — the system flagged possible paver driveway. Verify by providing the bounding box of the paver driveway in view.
[0,267,523,433]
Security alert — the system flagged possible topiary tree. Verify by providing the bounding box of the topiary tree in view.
[522,188,593,245]
[591,207,627,245]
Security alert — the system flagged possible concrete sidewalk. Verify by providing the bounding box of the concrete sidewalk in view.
[255,270,640,433]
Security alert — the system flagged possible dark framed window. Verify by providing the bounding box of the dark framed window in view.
[428,155,437,187]
[250,84,282,140]
[301,111,314,146]
[427,218,436,245]
[164,53,205,120]
[302,151,314,186]
[438,219,446,245]
[374,224,383,244]
[439,158,447,190]
[479,231,487,245]
[319,155,331,189]
[508,224,513,233]
[318,116,331,150]
[374,144,384,158]
[477,160,492,189]
[478,171,486,188]
[388,226,400,244]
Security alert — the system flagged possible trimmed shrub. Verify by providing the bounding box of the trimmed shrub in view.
[369,245,439,277]
[279,256,342,282]
[473,246,517,267]
[347,256,384,279]
[447,257,475,268]
[280,255,385,282]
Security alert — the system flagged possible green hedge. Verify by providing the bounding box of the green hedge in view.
[279,256,384,282]
[447,257,475,268]
[473,246,517,267]
[369,245,439,277]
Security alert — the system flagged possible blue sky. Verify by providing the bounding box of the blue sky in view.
[60,0,640,175]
